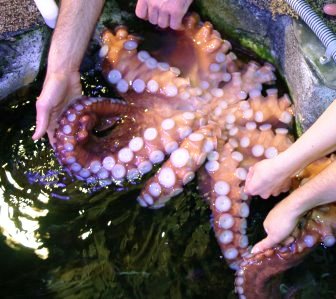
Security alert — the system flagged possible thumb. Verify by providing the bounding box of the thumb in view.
[135,0,148,19]
[32,77,67,140]
[244,167,254,193]
[251,236,275,254]
[170,15,183,30]
[33,98,50,140]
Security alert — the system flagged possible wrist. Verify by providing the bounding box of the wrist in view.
[45,68,79,80]
[46,58,80,75]
[282,182,320,219]
[273,151,301,177]
[278,194,305,220]
[46,44,82,75]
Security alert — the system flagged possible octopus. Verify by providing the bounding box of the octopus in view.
[52,13,336,299]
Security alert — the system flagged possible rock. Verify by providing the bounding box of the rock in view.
[0,27,50,100]
[195,0,336,133]
[284,20,336,134]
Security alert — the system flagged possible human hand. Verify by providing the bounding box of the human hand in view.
[135,0,193,29]
[324,3,336,16]
[32,71,82,145]
[244,155,292,199]
[251,199,300,254]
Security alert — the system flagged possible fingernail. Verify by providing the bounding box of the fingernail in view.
[32,131,41,140]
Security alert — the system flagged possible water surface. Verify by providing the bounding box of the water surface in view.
[1,35,336,299]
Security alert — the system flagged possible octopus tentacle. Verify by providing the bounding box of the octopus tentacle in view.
[210,89,292,127]
[232,125,292,161]
[204,91,292,134]
[248,89,293,125]
[182,14,234,86]
[236,207,336,299]
[198,142,251,269]
[101,27,190,99]
[236,159,336,299]
[54,97,204,183]
[138,125,219,208]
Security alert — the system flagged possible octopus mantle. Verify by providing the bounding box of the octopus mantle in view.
[53,14,336,298]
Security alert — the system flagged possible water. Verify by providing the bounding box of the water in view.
[1,26,336,299]
[0,74,237,299]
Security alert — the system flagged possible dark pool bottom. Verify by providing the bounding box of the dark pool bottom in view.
[0,75,336,299]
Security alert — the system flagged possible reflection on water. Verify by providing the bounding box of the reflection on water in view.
[1,30,336,297]
[0,74,237,299]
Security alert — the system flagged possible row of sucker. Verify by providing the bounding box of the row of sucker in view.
[235,160,336,299]
[203,142,251,270]
[54,97,208,185]
[137,124,220,208]
[101,27,190,99]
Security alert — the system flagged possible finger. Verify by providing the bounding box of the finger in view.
[33,98,50,140]
[170,14,183,30]
[281,235,295,246]
[135,0,148,19]
[324,4,336,16]
[244,167,254,193]
[246,166,254,182]
[157,11,169,28]
[47,127,57,147]
[260,193,270,200]
[251,237,276,254]
[148,5,159,24]
[33,78,68,140]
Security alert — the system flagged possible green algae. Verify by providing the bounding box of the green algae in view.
[194,0,275,63]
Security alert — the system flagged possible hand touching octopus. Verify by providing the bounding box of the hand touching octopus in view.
[33,0,194,143]
[135,0,193,29]
[245,4,336,254]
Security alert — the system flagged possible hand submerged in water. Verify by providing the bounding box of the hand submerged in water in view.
[251,198,301,254]
[33,71,82,145]
[244,153,292,199]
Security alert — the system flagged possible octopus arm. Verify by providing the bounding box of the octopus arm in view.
[236,159,336,299]
[137,125,218,208]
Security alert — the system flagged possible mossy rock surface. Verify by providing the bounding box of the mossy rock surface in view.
[195,0,276,62]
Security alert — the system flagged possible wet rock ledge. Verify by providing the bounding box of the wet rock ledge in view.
[0,0,50,99]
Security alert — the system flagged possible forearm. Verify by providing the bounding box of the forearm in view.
[277,100,336,174]
[47,0,105,74]
[282,160,336,218]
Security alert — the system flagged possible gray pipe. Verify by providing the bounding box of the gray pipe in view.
[285,0,336,64]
